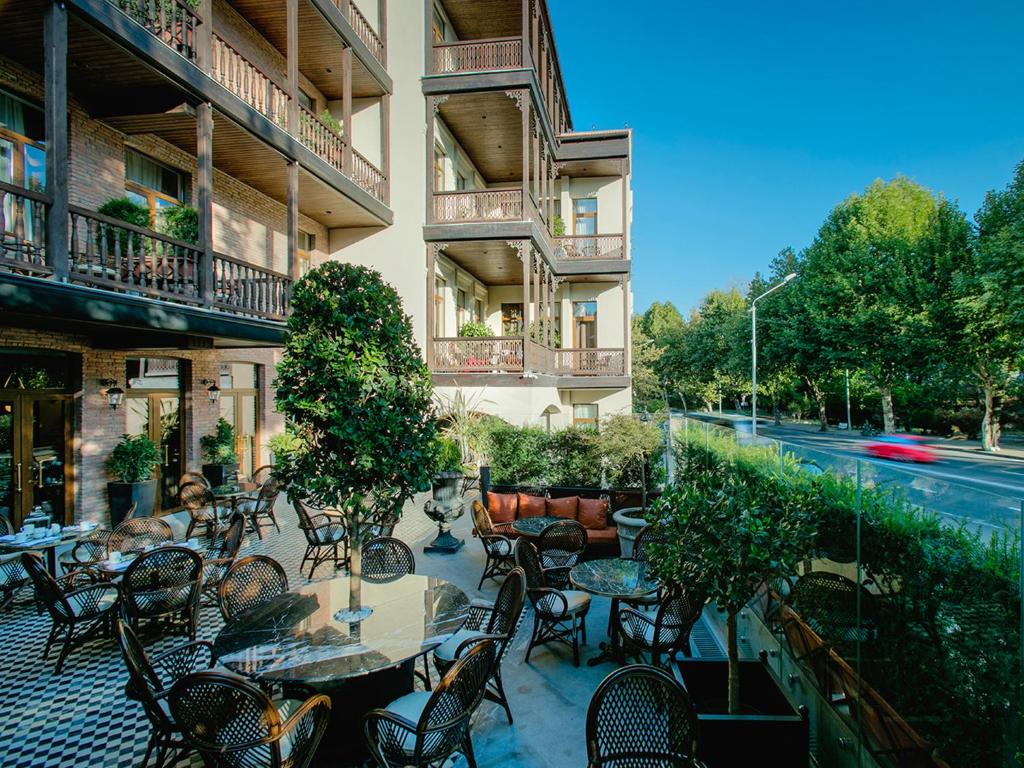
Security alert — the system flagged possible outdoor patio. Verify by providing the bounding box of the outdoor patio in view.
[0,492,724,768]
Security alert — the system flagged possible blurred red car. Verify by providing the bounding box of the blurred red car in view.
[864,434,937,463]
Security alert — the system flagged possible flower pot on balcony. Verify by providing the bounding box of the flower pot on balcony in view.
[674,657,808,767]
[612,506,646,558]
[107,479,157,527]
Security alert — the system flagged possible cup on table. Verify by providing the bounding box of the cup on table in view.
[23,524,34,535]
[14,531,27,544]
[110,551,123,564]
[50,523,61,536]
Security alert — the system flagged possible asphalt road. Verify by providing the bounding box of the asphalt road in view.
[678,412,1024,535]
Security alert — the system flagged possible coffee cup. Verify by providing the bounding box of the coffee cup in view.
[50,523,60,535]
[14,532,27,544]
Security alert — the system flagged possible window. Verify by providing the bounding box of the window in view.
[298,230,315,276]
[456,288,468,331]
[456,172,468,191]
[432,8,446,43]
[501,303,523,336]
[573,300,597,349]
[474,297,483,322]
[433,145,446,191]
[297,89,315,112]
[0,89,46,193]
[573,198,597,236]
[434,277,446,337]
[573,403,598,428]
[124,149,187,225]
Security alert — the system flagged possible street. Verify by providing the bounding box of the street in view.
[678,412,1024,536]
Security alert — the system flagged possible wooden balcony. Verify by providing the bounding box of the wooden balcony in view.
[553,235,625,261]
[337,0,385,66]
[0,182,291,322]
[211,33,288,128]
[432,337,524,373]
[109,0,200,63]
[431,38,523,74]
[552,348,626,376]
[432,190,523,223]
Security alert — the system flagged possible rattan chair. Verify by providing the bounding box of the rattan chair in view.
[179,471,211,489]
[618,591,705,667]
[363,639,497,768]
[0,514,28,609]
[180,481,230,540]
[624,524,667,609]
[361,537,416,582]
[218,555,289,621]
[58,523,114,576]
[250,464,274,486]
[21,552,119,672]
[200,514,247,606]
[515,539,590,667]
[789,571,876,646]
[115,619,217,768]
[169,670,332,768]
[586,664,704,768]
[536,519,587,589]
[470,500,514,590]
[121,547,203,640]
[433,567,526,724]
[237,477,282,540]
[108,516,174,556]
[293,499,348,579]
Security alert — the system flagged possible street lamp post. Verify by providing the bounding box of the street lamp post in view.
[751,272,797,438]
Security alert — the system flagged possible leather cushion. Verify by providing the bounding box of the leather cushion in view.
[577,498,609,530]
[546,496,578,519]
[517,493,546,519]
[585,527,618,543]
[487,492,518,524]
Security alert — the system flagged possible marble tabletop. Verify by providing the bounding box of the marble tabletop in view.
[214,574,470,684]
[570,558,657,599]
[511,516,564,537]
[211,482,257,499]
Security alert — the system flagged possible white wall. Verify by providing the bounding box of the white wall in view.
[434,383,632,429]
[556,281,626,349]
[556,176,625,234]
[433,118,485,191]
[434,254,489,336]
[351,97,383,167]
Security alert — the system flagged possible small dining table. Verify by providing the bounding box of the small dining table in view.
[0,527,86,577]
[511,515,564,538]
[570,558,658,666]
[214,573,470,766]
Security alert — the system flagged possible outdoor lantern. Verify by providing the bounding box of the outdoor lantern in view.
[101,379,125,410]
[200,379,221,403]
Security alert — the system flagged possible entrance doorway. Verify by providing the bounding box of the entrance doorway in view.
[125,358,184,514]
[218,363,260,479]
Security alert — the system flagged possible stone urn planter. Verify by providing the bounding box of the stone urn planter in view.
[612,507,647,558]
[423,471,466,553]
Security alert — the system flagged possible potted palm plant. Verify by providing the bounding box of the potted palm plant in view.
[200,417,239,487]
[106,433,161,525]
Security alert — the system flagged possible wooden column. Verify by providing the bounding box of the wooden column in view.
[521,244,531,356]
[533,121,540,212]
[43,1,68,280]
[537,262,546,346]
[197,103,214,303]
[379,0,387,65]
[521,0,531,69]
[622,274,631,373]
[286,0,298,135]
[381,93,391,205]
[621,157,629,259]
[342,47,353,175]
[547,270,554,348]
[531,0,539,73]
[426,245,436,369]
[533,257,541,345]
[287,162,299,282]
[520,92,529,220]
[196,0,211,72]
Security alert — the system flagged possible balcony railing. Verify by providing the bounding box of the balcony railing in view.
[342,0,385,66]
[0,182,49,275]
[298,105,347,175]
[212,252,290,320]
[212,33,288,127]
[110,0,200,63]
[554,235,625,261]
[352,148,387,203]
[552,348,625,376]
[431,38,523,75]
[432,190,523,223]
[433,338,524,373]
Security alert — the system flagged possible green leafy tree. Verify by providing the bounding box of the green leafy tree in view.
[631,315,663,412]
[641,301,685,341]
[598,413,664,502]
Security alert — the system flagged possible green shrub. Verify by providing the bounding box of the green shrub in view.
[432,436,464,474]
[599,413,664,489]
[159,204,199,243]
[200,417,238,465]
[552,214,566,237]
[319,109,343,135]
[529,319,560,347]
[547,427,601,487]
[488,424,550,485]
[457,321,491,338]
[98,197,150,229]
[105,433,161,483]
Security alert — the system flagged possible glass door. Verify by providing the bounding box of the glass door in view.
[218,364,259,479]
[126,393,183,514]
[573,301,598,349]
[0,400,15,527]
[0,395,71,527]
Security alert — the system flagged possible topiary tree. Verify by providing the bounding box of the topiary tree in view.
[275,262,437,618]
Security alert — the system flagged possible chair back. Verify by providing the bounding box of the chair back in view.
[115,619,173,732]
[0,514,12,537]
[632,524,667,564]
[250,464,274,486]
[789,571,871,643]
[108,515,172,556]
[64,527,111,568]
[471,500,494,537]
[653,591,705,653]
[292,498,318,538]
[537,519,587,568]
[122,546,203,618]
[180,481,215,513]
[179,472,211,489]
[20,552,73,622]
[210,514,246,561]
[586,664,699,768]
[487,567,526,638]
[514,539,547,592]
[361,537,415,582]
[219,555,289,621]
[252,478,282,514]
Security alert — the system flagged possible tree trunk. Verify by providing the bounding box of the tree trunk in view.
[817,398,828,432]
[727,610,740,715]
[982,385,1003,451]
[880,386,895,433]
[349,538,362,611]
[772,397,781,426]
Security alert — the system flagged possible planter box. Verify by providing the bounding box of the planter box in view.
[674,658,808,767]
[202,463,239,487]
[107,479,157,526]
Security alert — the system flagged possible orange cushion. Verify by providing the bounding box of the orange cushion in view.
[577,497,609,530]
[585,526,618,543]
[488,492,518,524]
[517,493,546,519]
[546,496,579,520]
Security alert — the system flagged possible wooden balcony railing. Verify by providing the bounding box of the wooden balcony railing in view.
[432,338,524,373]
[212,33,289,127]
[552,348,626,376]
[432,190,523,223]
[343,1,385,65]
[298,105,347,175]
[431,37,523,75]
[554,235,625,261]
[109,0,201,63]
[0,182,49,275]
[352,149,388,203]
[212,252,290,320]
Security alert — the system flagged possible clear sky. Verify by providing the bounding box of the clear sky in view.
[547,0,1024,315]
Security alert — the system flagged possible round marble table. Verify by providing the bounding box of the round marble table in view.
[570,558,658,666]
[511,515,564,537]
[215,573,470,765]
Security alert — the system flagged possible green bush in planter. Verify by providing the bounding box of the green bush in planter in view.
[98,197,150,256]
[488,424,550,486]
[599,413,664,490]
[200,417,239,465]
[159,204,199,243]
[432,436,464,475]
[105,433,161,483]
[457,321,491,338]
[547,427,601,487]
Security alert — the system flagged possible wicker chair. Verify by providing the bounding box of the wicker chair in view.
[586,664,704,768]
[108,516,174,556]
[515,539,590,667]
[361,537,416,582]
[536,519,587,589]
[623,525,668,609]
[179,471,211,489]
[789,571,876,647]
[115,619,217,768]
[218,555,289,621]
[250,464,274,486]
[363,639,497,768]
[0,514,28,609]
[121,547,203,640]
[470,500,514,590]
[180,481,230,540]
[200,514,247,606]
[293,499,348,580]
[169,670,331,768]
[58,524,114,576]
[617,591,705,667]
[433,567,526,724]
[21,552,119,672]
[237,477,282,540]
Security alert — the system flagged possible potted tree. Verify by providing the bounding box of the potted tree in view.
[200,417,239,487]
[106,433,161,525]
[275,262,436,622]
[601,413,663,556]
[645,468,816,765]
[423,436,466,553]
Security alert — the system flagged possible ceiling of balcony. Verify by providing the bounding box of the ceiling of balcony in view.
[438,241,524,286]
[438,92,524,182]
[438,0,521,39]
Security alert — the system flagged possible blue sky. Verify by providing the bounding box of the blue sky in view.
[548,0,1024,315]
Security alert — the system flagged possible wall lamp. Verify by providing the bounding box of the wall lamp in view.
[100,379,125,410]
[199,379,221,403]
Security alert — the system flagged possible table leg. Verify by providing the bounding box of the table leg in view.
[587,597,623,667]
[46,547,58,578]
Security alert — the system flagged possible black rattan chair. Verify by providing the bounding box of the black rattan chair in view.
[250,464,274,486]
[0,514,28,609]
[200,514,247,607]
[21,552,119,672]
[470,500,514,590]
[108,516,174,556]
[169,670,331,768]
[180,481,230,540]
[789,570,876,646]
[536,519,587,589]
[515,539,590,667]
[294,499,348,579]
[237,477,282,540]
[115,619,217,768]
[218,555,289,621]
[121,547,203,640]
[58,524,113,576]
[363,639,497,768]
[586,664,703,768]
[618,591,705,667]
[361,537,416,582]
[433,567,526,724]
